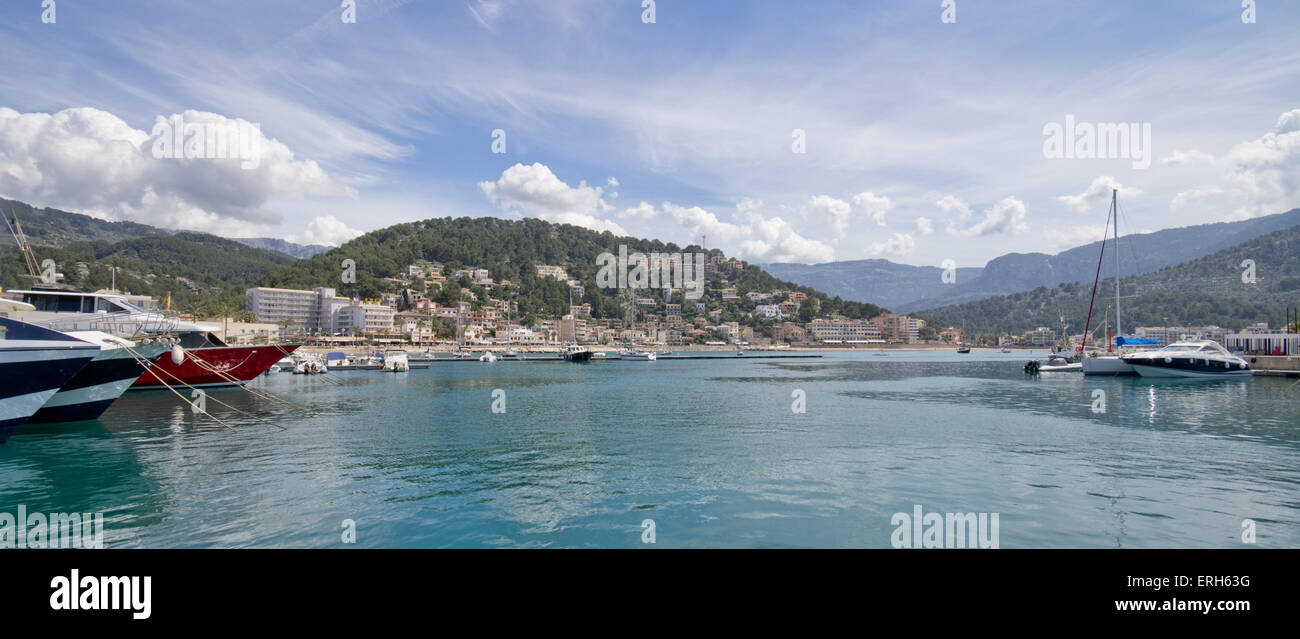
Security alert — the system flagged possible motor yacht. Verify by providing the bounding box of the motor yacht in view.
[1121,341,1251,378]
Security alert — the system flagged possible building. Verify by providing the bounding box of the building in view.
[873,313,921,344]
[335,303,396,335]
[755,304,783,319]
[537,265,569,280]
[246,286,358,333]
[807,319,882,343]
[721,288,740,302]
[1021,326,1056,347]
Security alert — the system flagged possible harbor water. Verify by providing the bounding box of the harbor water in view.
[2,350,1297,548]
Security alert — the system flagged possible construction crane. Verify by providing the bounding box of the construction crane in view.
[3,208,43,279]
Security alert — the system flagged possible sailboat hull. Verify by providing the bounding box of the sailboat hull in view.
[1081,356,1137,376]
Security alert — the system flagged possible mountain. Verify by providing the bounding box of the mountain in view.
[765,208,1300,312]
[761,259,984,311]
[262,216,888,322]
[1,231,295,313]
[918,224,1300,336]
[1,197,167,246]
[233,237,331,259]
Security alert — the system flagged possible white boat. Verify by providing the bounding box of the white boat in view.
[1121,341,1251,378]
[620,350,657,361]
[0,316,100,442]
[561,344,592,362]
[479,352,497,363]
[1026,354,1083,373]
[452,351,476,360]
[383,350,410,372]
[293,357,328,374]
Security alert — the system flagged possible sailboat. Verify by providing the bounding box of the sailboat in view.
[1082,189,1147,376]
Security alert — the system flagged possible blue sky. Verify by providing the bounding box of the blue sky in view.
[1,0,1298,267]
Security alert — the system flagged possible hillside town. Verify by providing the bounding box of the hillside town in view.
[232,258,954,349]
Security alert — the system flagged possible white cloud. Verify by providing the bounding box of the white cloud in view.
[1160,150,1215,166]
[0,107,355,235]
[666,200,832,264]
[619,201,657,220]
[479,162,626,234]
[851,191,892,226]
[1044,224,1108,251]
[1222,109,1300,219]
[808,195,852,234]
[1170,186,1223,212]
[950,196,1029,236]
[865,232,915,257]
[935,194,972,220]
[295,215,362,246]
[1056,176,1142,214]
[915,217,934,235]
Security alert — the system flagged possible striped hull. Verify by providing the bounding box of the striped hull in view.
[28,345,168,424]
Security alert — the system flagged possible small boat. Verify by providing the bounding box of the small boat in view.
[452,351,477,360]
[1000,347,1011,353]
[1025,354,1083,373]
[479,352,497,363]
[500,348,520,360]
[1121,340,1251,378]
[293,357,328,374]
[956,345,971,353]
[383,350,410,372]
[0,317,100,442]
[620,350,657,361]
[591,351,607,359]
[561,344,592,362]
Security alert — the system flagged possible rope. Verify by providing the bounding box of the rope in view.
[127,345,287,431]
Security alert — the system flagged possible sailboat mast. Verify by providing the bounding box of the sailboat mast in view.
[1113,188,1121,344]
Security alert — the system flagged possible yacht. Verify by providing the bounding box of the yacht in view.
[7,288,297,389]
[0,316,100,442]
[479,351,497,363]
[620,350,657,361]
[561,344,593,362]
[956,344,971,354]
[1121,341,1251,378]
[29,331,170,424]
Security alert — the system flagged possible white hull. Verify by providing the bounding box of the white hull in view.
[1081,356,1136,376]
[1038,363,1082,372]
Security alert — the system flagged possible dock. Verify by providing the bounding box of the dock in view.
[1248,355,1300,377]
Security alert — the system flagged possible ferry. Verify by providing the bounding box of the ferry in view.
[6,288,297,390]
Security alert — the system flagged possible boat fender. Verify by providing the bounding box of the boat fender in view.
[171,345,185,365]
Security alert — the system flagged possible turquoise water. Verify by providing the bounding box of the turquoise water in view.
[2,350,1297,548]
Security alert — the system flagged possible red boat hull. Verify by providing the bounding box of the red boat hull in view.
[129,345,300,390]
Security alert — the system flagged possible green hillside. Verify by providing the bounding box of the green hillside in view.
[920,223,1300,337]
[260,216,887,322]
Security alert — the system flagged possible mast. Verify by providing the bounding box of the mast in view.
[1113,188,1121,346]
[1080,194,1114,353]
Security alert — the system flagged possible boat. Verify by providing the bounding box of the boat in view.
[561,344,592,362]
[383,350,410,372]
[1121,341,1251,378]
[293,356,328,374]
[1080,189,1141,376]
[1000,347,1011,353]
[956,344,971,353]
[6,288,299,390]
[452,351,477,360]
[479,351,497,363]
[620,350,657,361]
[29,331,169,423]
[1025,354,1083,373]
[0,316,100,442]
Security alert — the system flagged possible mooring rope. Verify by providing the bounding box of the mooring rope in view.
[125,345,286,431]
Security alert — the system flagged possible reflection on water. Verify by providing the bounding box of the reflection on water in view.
[1,351,1296,548]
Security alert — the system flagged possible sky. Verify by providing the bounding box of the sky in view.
[1,0,1298,268]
